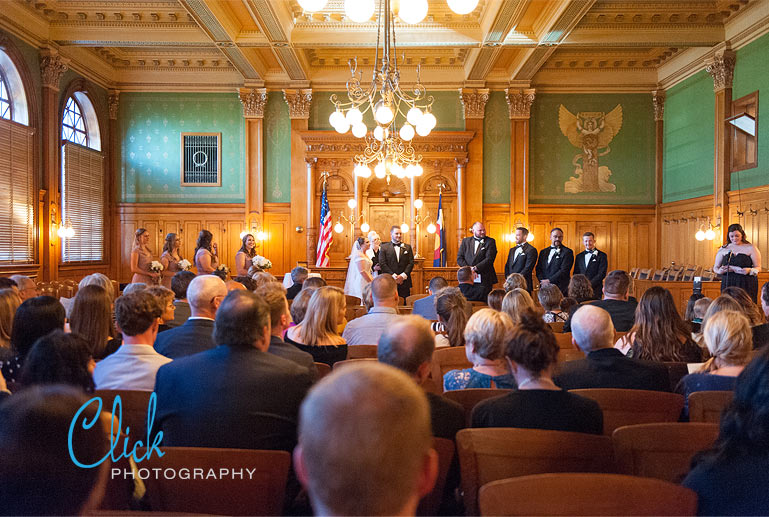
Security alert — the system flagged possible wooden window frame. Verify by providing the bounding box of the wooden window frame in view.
[730,90,758,173]
[180,132,222,187]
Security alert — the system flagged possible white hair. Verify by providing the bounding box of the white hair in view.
[187,275,227,310]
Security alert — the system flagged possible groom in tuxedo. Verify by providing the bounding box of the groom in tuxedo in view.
[535,227,574,296]
[378,226,415,302]
[457,222,498,298]
[504,227,538,293]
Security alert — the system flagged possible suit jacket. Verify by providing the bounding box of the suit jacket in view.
[459,282,487,302]
[155,345,312,451]
[535,245,574,295]
[285,282,302,301]
[412,294,437,320]
[504,243,538,292]
[153,318,215,359]
[426,392,465,440]
[457,237,498,289]
[573,249,608,298]
[378,242,414,289]
[268,335,318,380]
[554,348,670,392]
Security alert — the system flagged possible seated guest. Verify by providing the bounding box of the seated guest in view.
[9,275,38,301]
[501,287,537,325]
[302,276,327,290]
[287,286,348,366]
[154,275,227,359]
[688,296,712,334]
[0,288,21,359]
[564,269,637,332]
[19,330,95,392]
[487,288,505,311]
[226,280,246,291]
[0,277,18,290]
[78,273,115,301]
[250,271,276,290]
[233,275,257,292]
[121,282,147,295]
[294,362,438,516]
[342,276,400,346]
[168,270,196,328]
[0,386,109,515]
[683,347,769,514]
[289,288,314,327]
[676,310,752,419]
[757,281,769,349]
[145,286,176,332]
[616,286,701,362]
[155,290,313,450]
[560,296,579,316]
[257,282,318,380]
[286,266,309,300]
[554,305,670,391]
[568,274,594,304]
[1,296,65,386]
[378,316,465,439]
[412,276,448,320]
[444,308,517,391]
[685,293,705,322]
[434,287,471,348]
[361,282,374,311]
[722,285,768,350]
[93,291,170,391]
[68,285,119,360]
[471,310,603,435]
[457,266,486,302]
[539,284,568,323]
[503,273,528,293]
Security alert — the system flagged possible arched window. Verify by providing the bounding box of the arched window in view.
[0,72,11,120]
[62,96,87,146]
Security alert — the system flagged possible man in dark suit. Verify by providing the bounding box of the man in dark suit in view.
[285,266,308,300]
[154,275,227,359]
[503,227,538,293]
[457,266,486,302]
[555,305,670,391]
[154,290,313,451]
[378,225,415,302]
[168,271,196,328]
[564,270,637,333]
[412,276,448,320]
[573,232,608,299]
[457,221,498,298]
[535,227,574,296]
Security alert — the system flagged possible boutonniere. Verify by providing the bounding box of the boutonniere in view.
[480,247,486,252]
[403,249,408,255]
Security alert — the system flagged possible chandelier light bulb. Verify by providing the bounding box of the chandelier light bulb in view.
[695,229,706,241]
[407,106,423,126]
[347,198,357,209]
[414,164,424,176]
[400,223,410,233]
[329,110,345,128]
[392,163,405,178]
[414,199,423,210]
[334,222,344,234]
[344,0,375,22]
[399,123,415,141]
[422,111,437,129]
[405,164,417,177]
[374,162,386,178]
[352,122,367,138]
[355,164,372,178]
[360,222,370,233]
[426,223,436,234]
[415,122,431,137]
[447,0,479,15]
[334,118,350,134]
[345,107,363,125]
[373,125,385,141]
[705,228,716,240]
[397,0,428,24]
[526,232,535,243]
[374,101,394,125]
[298,0,328,12]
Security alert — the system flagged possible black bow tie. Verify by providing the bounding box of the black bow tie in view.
[474,238,483,243]
[551,246,560,250]
[392,242,401,247]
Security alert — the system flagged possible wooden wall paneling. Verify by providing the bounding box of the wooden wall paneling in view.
[483,204,511,279]
[182,220,202,264]
[659,195,717,269]
[226,221,244,272]
[264,203,291,276]
[728,185,769,273]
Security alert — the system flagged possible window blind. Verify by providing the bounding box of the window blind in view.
[61,142,104,262]
[0,118,34,264]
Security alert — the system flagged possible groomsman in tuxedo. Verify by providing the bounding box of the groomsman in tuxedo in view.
[378,225,415,302]
[573,231,608,299]
[457,221,498,298]
[535,227,574,296]
[504,227,538,293]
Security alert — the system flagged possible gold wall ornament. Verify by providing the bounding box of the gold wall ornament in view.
[705,49,736,92]
[652,90,665,122]
[283,89,313,119]
[459,88,490,119]
[239,88,267,119]
[558,104,623,193]
[108,91,120,120]
[505,88,536,119]
[40,53,68,90]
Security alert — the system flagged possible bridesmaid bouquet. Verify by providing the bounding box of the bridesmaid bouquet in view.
[149,261,164,274]
[216,264,230,275]
[252,255,273,271]
[178,259,192,271]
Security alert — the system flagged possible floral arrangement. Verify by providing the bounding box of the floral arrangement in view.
[149,261,164,274]
[216,264,230,275]
[178,259,192,271]
[252,255,273,271]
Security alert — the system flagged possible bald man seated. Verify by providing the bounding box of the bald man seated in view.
[294,362,438,516]
[154,275,228,359]
[342,275,401,346]
[554,305,671,391]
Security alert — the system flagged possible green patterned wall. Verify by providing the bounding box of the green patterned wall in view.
[120,92,245,203]
[733,31,769,190]
[662,71,715,203]
[263,92,291,203]
[483,91,510,204]
[530,93,655,205]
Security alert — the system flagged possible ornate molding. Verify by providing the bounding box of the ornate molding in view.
[651,90,665,121]
[108,91,120,120]
[505,88,536,120]
[238,87,267,119]
[459,88,489,119]
[39,52,68,90]
[705,49,736,92]
[283,88,312,119]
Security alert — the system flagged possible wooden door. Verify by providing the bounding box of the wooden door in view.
[367,200,406,245]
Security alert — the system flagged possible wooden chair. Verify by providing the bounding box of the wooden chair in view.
[636,268,652,280]
[456,428,615,515]
[431,347,472,390]
[569,389,685,435]
[651,269,667,281]
[472,304,487,313]
[406,293,430,306]
[353,306,368,319]
[681,265,701,282]
[333,358,377,369]
[612,422,719,483]
[314,362,331,379]
[557,348,585,363]
[94,390,153,448]
[548,321,564,333]
[346,344,378,359]
[417,438,455,516]
[345,294,361,306]
[555,332,575,349]
[469,301,487,307]
[689,390,734,423]
[629,267,639,279]
[397,305,413,314]
[443,388,511,425]
[139,447,290,515]
[478,473,698,516]
[345,305,364,322]
[700,268,717,281]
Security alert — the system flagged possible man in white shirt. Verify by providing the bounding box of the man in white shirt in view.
[342,275,401,346]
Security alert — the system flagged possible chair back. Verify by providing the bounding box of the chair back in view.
[416,438,455,516]
[700,268,717,281]
[629,268,639,279]
[443,388,511,425]
[345,305,364,322]
[314,362,331,379]
[407,293,429,306]
[469,301,487,307]
[456,428,614,515]
[94,390,153,447]
[478,473,697,516]
[636,268,652,280]
[688,390,734,423]
[569,389,684,435]
[346,344,378,359]
[612,422,719,483]
[558,349,585,363]
[397,305,413,314]
[548,321,565,333]
[651,269,666,281]
[345,294,361,306]
[333,358,377,369]
[555,332,575,349]
[139,447,290,515]
[431,347,472,389]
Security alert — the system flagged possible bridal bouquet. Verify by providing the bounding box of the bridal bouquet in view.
[149,261,164,274]
[252,255,273,271]
[216,264,230,275]
[178,259,192,271]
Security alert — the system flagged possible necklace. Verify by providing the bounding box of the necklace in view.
[517,377,558,389]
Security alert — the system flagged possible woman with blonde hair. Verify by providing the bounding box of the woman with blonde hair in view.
[78,273,115,302]
[69,285,118,360]
[503,273,528,293]
[130,228,159,284]
[435,287,471,348]
[285,286,347,366]
[0,288,21,357]
[501,288,537,325]
[160,232,185,289]
[251,271,277,291]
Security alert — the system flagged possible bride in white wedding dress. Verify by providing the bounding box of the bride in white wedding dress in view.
[344,236,373,300]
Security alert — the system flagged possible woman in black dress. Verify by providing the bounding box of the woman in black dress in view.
[714,223,762,303]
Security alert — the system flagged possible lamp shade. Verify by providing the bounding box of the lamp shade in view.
[447,0,479,15]
[298,0,328,12]
[344,0,375,22]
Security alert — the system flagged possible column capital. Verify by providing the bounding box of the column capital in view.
[39,51,68,90]
[705,49,736,92]
[108,90,120,120]
[459,88,490,119]
[455,157,469,168]
[239,87,267,119]
[283,88,313,119]
[505,88,536,119]
[651,90,665,121]
[305,156,318,167]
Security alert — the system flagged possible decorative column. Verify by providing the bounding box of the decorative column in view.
[108,90,120,280]
[39,50,68,281]
[506,88,536,229]
[283,88,313,267]
[652,89,665,268]
[239,87,267,234]
[455,158,468,246]
[459,88,489,226]
[305,157,317,265]
[705,48,735,242]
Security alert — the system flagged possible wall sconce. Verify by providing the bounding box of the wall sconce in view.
[334,198,367,235]
[51,205,74,240]
[240,213,266,242]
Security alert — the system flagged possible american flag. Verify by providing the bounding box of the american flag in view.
[315,178,332,267]
[433,191,446,266]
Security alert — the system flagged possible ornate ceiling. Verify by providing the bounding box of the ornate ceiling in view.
[0,0,763,91]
